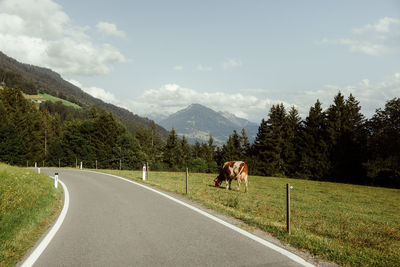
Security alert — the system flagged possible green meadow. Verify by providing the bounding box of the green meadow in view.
[0,164,63,267]
[24,93,81,109]
[99,169,400,267]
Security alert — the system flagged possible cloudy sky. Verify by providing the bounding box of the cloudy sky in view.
[0,0,399,122]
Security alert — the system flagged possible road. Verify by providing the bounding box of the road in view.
[26,169,311,266]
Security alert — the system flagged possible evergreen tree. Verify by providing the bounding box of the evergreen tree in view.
[299,100,330,179]
[284,106,301,176]
[366,98,400,188]
[180,135,191,168]
[221,130,243,163]
[326,92,365,182]
[163,128,181,170]
[253,104,287,176]
[240,128,251,159]
[252,118,269,175]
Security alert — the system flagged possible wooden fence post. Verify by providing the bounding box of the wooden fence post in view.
[186,168,189,194]
[287,183,291,234]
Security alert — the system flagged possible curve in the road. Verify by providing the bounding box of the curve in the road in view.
[22,169,314,267]
[21,177,70,267]
[90,170,314,267]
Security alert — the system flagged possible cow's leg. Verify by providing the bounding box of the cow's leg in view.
[228,179,232,190]
[237,178,241,191]
[225,180,229,190]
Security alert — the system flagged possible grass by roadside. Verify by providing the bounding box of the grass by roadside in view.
[98,169,400,267]
[0,163,63,267]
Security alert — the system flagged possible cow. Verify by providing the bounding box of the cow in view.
[214,161,248,193]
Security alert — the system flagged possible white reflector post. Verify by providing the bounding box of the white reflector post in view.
[142,165,146,181]
[38,167,40,174]
[54,173,59,188]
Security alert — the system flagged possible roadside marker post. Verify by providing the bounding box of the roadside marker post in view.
[38,167,40,174]
[146,162,149,180]
[142,164,146,181]
[35,162,37,168]
[80,161,83,170]
[54,173,59,188]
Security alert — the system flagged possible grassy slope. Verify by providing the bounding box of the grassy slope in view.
[98,169,400,267]
[0,164,63,266]
[24,93,81,109]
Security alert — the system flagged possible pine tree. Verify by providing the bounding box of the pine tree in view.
[221,130,243,163]
[163,128,181,169]
[326,92,366,182]
[366,98,400,188]
[284,106,301,176]
[299,99,330,179]
[240,128,251,159]
[252,118,269,175]
[180,135,191,167]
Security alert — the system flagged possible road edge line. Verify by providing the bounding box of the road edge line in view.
[88,170,314,267]
[21,178,70,267]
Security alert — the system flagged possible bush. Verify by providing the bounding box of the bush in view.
[188,158,208,173]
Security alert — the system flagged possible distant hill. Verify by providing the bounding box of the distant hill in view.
[159,104,258,145]
[0,51,168,138]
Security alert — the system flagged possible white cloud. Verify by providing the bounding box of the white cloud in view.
[128,84,291,123]
[173,65,183,71]
[337,39,389,56]
[0,0,126,75]
[128,72,400,123]
[68,79,120,106]
[197,64,212,71]
[96,21,126,39]
[353,17,400,34]
[222,58,242,69]
[319,17,400,56]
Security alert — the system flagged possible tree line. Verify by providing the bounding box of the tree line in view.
[0,86,398,188]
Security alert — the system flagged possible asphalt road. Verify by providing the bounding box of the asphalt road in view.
[28,169,309,266]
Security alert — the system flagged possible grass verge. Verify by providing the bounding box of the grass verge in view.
[98,169,400,267]
[0,163,63,266]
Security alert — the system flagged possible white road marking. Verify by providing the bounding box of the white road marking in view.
[89,170,314,267]
[21,177,69,267]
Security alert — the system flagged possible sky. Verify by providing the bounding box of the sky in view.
[0,0,399,123]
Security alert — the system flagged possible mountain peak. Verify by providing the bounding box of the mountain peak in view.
[159,103,258,145]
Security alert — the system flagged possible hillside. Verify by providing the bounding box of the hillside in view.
[0,51,168,138]
[159,103,258,145]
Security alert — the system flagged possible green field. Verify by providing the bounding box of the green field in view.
[98,169,400,267]
[0,164,63,266]
[24,93,81,109]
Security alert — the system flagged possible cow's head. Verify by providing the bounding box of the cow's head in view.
[214,175,223,187]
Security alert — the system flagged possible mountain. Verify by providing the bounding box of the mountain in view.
[0,51,168,138]
[159,104,258,145]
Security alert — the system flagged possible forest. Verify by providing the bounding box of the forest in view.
[0,85,399,188]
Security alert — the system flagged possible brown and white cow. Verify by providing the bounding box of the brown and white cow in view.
[214,161,248,193]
